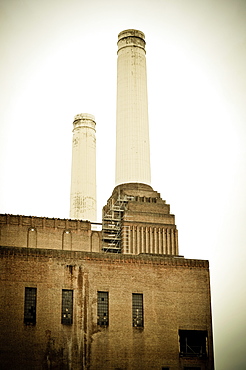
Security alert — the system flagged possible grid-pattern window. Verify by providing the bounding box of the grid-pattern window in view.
[24,287,37,325]
[97,291,109,326]
[61,289,73,325]
[132,293,144,327]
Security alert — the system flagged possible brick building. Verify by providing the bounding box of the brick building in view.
[0,29,214,369]
[0,186,214,369]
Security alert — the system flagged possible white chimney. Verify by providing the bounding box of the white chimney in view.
[115,29,151,186]
[70,113,97,222]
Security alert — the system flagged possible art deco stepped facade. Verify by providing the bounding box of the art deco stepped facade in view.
[102,30,178,255]
[102,183,179,254]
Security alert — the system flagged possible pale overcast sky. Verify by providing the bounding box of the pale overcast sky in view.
[1,1,246,368]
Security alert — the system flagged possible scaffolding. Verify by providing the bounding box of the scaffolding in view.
[102,194,134,253]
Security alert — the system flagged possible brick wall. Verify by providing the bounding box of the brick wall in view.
[0,247,214,369]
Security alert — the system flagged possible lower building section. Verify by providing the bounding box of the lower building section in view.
[0,247,214,369]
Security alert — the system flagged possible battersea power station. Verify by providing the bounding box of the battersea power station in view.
[0,30,214,369]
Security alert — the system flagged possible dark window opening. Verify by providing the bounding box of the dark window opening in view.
[24,287,37,325]
[132,293,143,328]
[179,330,208,358]
[97,291,109,326]
[61,289,73,325]
[184,367,201,370]
[162,367,170,370]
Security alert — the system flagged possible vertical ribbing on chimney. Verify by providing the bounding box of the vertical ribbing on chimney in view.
[115,30,151,186]
[70,113,96,222]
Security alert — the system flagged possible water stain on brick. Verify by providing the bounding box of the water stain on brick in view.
[67,264,74,275]
[43,330,67,369]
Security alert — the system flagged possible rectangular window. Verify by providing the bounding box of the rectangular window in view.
[97,291,109,326]
[132,293,144,328]
[179,330,208,358]
[24,287,37,325]
[61,289,73,325]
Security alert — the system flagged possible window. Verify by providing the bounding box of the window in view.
[24,287,37,325]
[132,293,143,327]
[184,368,201,370]
[61,289,73,325]
[97,291,109,326]
[179,330,208,358]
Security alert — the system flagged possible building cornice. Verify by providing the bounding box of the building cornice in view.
[0,246,209,269]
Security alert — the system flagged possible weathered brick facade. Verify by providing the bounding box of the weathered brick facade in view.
[0,214,214,369]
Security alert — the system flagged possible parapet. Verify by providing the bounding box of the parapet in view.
[0,214,101,252]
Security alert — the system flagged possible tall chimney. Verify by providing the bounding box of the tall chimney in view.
[70,113,97,222]
[115,29,151,186]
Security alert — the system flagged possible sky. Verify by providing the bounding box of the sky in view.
[0,0,246,368]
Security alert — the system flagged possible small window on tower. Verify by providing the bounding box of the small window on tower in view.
[132,293,144,328]
[97,291,109,326]
[179,330,208,358]
[61,289,73,325]
[24,287,37,325]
